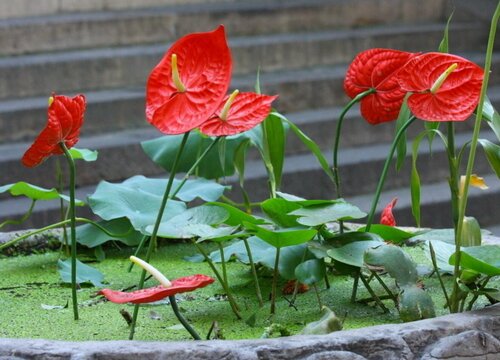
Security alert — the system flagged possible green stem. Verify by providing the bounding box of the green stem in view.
[0,217,129,251]
[218,242,228,285]
[168,295,201,340]
[372,271,397,305]
[350,270,360,303]
[128,235,150,272]
[0,199,36,229]
[333,89,376,199]
[447,122,460,231]
[313,283,323,311]
[365,116,416,231]
[59,143,78,321]
[429,242,450,310]
[466,276,491,311]
[194,241,242,319]
[452,3,500,313]
[290,246,308,306]
[270,246,281,314]
[358,272,389,313]
[55,158,69,255]
[129,132,190,340]
[243,237,263,307]
[170,137,221,199]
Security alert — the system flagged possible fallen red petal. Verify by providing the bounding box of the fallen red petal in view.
[98,274,215,304]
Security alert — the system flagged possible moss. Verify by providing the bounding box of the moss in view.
[0,242,495,341]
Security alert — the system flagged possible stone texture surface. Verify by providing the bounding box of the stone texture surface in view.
[0,304,498,359]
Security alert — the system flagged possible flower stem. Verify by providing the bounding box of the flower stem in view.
[168,295,201,340]
[129,132,190,340]
[270,246,281,314]
[243,237,264,307]
[0,199,36,229]
[333,89,375,199]
[365,116,416,231]
[194,241,242,319]
[59,142,79,320]
[451,3,500,313]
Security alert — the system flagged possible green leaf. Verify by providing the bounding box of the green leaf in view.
[438,10,453,53]
[75,218,142,248]
[151,205,229,239]
[276,113,335,183]
[262,112,286,189]
[327,240,382,268]
[295,259,326,285]
[173,178,229,202]
[290,202,366,227]
[68,148,98,162]
[207,202,267,226]
[243,222,317,249]
[276,191,338,207]
[478,139,500,178]
[357,224,419,244]
[410,132,427,227]
[449,245,500,276]
[0,181,84,205]
[482,97,500,141]
[88,176,186,232]
[423,240,455,273]
[278,244,310,279]
[261,198,301,228]
[324,231,384,248]
[395,96,410,171]
[364,244,418,285]
[57,259,105,287]
[194,226,242,243]
[142,132,239,179]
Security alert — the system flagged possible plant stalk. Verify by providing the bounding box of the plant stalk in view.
[59,143,79,320]
[243,237,264,307]
[270,246,281,314]
[129,132,190,340]
[451,3,500,313]
[365,116,416,231]
[168,295,201,340]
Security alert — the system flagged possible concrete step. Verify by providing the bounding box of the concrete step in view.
[1,128,498,231]
[2,50,498,145]
[0,0,451,56]
[0,0,249,19]
[0,22,488,100]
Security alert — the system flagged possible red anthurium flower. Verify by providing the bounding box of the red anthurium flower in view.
[98,274,214,304]
[380,197,397,226]
[22,94,86,168]
[344,48,415,125]
[397,52,484,121]
[199,90,278,136]
[146,25,232,135]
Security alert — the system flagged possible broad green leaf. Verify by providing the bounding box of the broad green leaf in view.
[202,236,274,264]
[478,139,500,178]
[399,285,436,322]
[261,198,301,228]
[142,132,239,179]
[327,240,381,268]
[262,112,286,189]
[423,239,455,273]
[276,191,338,207]
[278,244,310,279]
[356,224,418,244]
[75,218,142,248]
[88,177,186,231]
[57,259,104,287]
[207,202,267,226]
[364,244,418,285]
[275,113,335,183]
[151,205,229,239]
[295,259,326,285]
[324,231,384,248]
[194,226,242,243]
[395,96,410,171]
[173,178,229,202]
[69,148,98,162]
[290,202,366,226]
[243,222,317,248]
[0,181,84,205]
[482,97,500,141]
[412,229,456,244]
[449,245,500,276]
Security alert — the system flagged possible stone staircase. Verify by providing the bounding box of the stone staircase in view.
[0,0,498,234]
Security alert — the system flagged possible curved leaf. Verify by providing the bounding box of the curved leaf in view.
[0,181,83,205]
[357,224,418,244]
[478,139,500,178]
[69,148,98,162]
[449,245,500,276]
[261,198,301,228]
[243,222,317,248]
[57,259,104,287]
[295,259,326,285]
[290,202,366,226]
[75,218,142,248]
[327,240,382,268]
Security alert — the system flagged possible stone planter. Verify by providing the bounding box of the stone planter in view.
[1,230,499,359]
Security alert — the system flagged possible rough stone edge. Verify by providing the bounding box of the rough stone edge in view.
[0,304,498,360]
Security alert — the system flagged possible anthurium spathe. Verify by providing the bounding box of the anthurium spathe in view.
[397,52,484,121]
[199,91,278,136]
[98,274,214,304]
[146,25,232,134]
[22,94,86,167]
[344,48,415,125]
[380,197,397,226]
